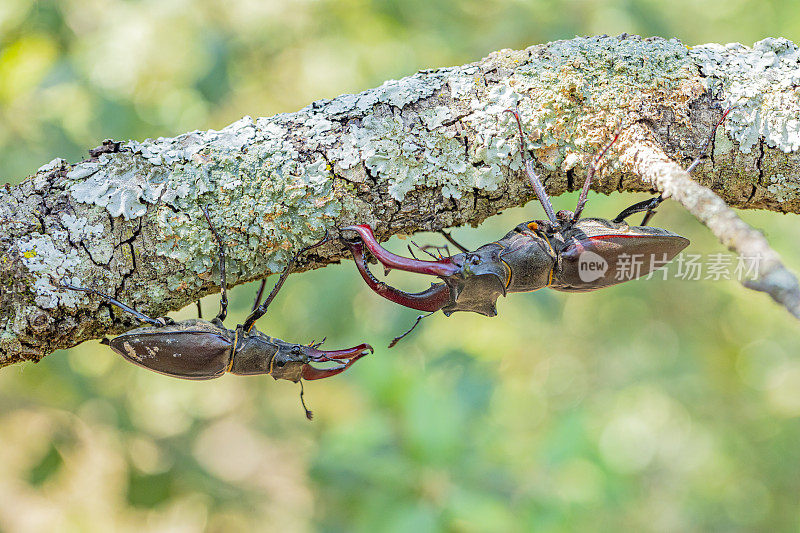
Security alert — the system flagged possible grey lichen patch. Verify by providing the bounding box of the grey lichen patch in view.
[67,117,259,220]
[766,173,800,203]
[448,66,481,99]
[68,155,166,219]
[60,213,104,243]
[61,112,341,291]
[327,67,508,201]
[342,36,700,203]
[480,36,700,173]
[34,158,67,190]
[334,113,473,201]
[36,158,66,174]
[323,74,446,116]
[17,233,84,309]
[153,120,339,290]
[712,124,735,159]
[691,38,800,154]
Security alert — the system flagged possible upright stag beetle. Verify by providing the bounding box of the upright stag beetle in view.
[343,108,731,346]
[62,206,372,419]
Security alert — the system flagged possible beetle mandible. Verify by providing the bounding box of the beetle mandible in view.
[62,206,372,418]
[342,107,731,346]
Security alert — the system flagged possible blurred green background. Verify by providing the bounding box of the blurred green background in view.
[2,1,800,531]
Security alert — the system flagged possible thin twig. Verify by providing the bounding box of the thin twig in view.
[619,122,800,320]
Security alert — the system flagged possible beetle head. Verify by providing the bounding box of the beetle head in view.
[270,338,373,382]
[343,225,509,316]
[232,329,371,382]
[438,245,509,316]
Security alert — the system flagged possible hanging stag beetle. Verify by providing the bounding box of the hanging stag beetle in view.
[342,107,732,346]
[62,206,372,419]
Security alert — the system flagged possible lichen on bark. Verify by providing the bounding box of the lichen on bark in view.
[2,34,800,363]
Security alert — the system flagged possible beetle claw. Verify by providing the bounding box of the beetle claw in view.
[344,238,452,312]
[301,344,372,380]
[341,225,460,277]
[309,343,373,362]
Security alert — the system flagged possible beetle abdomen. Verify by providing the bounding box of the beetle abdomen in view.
[552,218,690,291]
[108,320,233,380]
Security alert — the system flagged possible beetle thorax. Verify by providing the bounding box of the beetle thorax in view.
[229,331,280,376]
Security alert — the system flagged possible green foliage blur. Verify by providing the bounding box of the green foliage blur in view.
[2,1,800,531]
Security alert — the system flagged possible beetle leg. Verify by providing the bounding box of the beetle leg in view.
[505,107,558,224]
[639,199,662,226]
[572,123,624,222]
[686,106,735,173]
[612,195,664,225]
[342,225,460,277]
[60,284,170,327]
[243,232,332,333]
[299,381,313,420]
[345,239,451,312]
[202,205,229,324]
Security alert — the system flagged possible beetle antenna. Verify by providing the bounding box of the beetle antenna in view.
[299,381,313,420]
[425,244,451,260]
[411,240,450,260]
[572,122,624,223]
[411,240,436,260]
[388,311,435,348]
[310,337,326,349]
[504,107,558,224]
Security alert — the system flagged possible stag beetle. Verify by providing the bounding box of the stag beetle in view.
[62,206,372,418]
[343,108,731,345]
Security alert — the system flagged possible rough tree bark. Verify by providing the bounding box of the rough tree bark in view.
[2,34,800,364]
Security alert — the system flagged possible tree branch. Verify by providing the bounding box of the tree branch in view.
[618,123,800,318]
[3,34,800,363]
